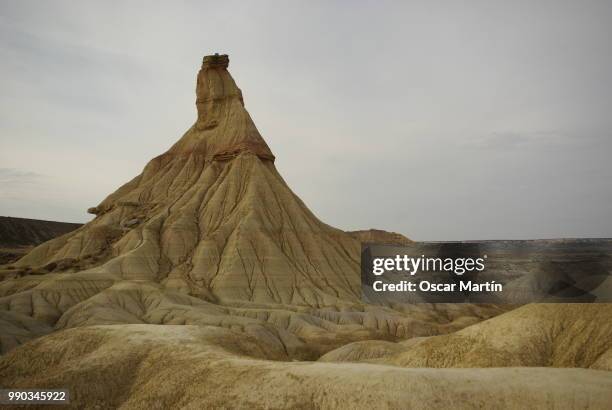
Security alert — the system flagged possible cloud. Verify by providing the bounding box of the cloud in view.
[0,167,43,183]
[0,168,45,199]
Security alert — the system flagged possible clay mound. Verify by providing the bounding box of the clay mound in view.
[2,56,492,357]
[0,266,508,355]
[318,340,405,362]
[389,303,612,369]
[319,304,612,370]
[12,54,360,307]
[1,53,610,407]
[1,324,611,409]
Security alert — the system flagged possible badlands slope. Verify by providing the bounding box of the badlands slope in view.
[1,54,610,408]
[2,324,611,409]
[320,304,612,370]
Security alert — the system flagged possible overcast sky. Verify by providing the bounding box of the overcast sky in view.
[1,1,611,241]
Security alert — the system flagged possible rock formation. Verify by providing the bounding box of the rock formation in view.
[2,324,611,409]
[2,54,496,358]
[12,53,361,306]
[1,54,610,408]
[319,304,612,370]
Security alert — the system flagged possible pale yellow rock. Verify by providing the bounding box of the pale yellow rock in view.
[386,303,612,370]
[318,304,612,370]
[1,325,611,409]
[13,54,361,307]
[1,54,610,409]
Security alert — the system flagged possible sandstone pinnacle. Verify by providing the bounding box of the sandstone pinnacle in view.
[14,55,360,306]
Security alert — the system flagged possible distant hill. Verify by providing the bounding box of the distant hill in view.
[0,216,81,248]
[347,229,413,246]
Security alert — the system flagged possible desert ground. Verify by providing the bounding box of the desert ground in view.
[1,54,611,409]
